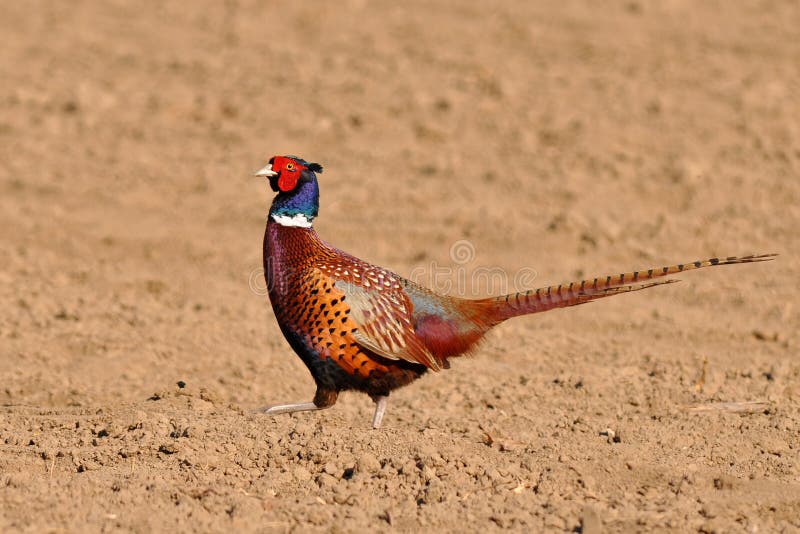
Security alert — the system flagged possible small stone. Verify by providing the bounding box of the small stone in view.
[317,473,338,489]
[323,462,339,476]
[600,428,621,443]
[293,466,312,482]
[158,444,178,455]
[357,453,381,474]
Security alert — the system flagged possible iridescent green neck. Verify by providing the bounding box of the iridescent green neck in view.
[269,177,319,227]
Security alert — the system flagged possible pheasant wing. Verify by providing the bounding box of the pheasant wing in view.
[332,278,444,371]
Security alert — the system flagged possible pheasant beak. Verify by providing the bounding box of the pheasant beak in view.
[254,163,278,178]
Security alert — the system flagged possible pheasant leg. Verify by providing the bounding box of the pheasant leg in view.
[371,395,388,429]
[254,387,338,417]
[254,402,321,415]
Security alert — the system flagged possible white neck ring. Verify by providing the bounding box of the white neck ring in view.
[271,213,313,228]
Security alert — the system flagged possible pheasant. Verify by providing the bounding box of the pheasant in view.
[254,155,775,428]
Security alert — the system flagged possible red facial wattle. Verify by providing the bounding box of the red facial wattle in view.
[278,173,299,192]
[272,156,307,192]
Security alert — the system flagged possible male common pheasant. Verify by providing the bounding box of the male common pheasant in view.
[255,155,775,428]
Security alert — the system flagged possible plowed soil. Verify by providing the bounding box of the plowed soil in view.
[1,1,798,532]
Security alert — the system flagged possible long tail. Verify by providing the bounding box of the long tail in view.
[478,253,777,323]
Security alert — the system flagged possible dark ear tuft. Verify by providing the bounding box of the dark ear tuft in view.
[307,162,323,173]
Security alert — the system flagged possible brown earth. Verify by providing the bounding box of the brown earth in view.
[1,0,799,532]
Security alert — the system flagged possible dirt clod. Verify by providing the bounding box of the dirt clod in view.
[0,1,797,532]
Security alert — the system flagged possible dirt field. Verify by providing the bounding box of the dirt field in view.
[1,1,799,532]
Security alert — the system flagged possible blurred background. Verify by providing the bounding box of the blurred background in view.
[1,0,798,531]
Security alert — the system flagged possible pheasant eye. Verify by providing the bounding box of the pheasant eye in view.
[285,162,295,171]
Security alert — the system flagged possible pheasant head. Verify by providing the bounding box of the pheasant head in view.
[256,155,323,228]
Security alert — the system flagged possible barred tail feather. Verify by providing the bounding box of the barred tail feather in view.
[480,253,777,323]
